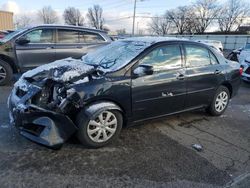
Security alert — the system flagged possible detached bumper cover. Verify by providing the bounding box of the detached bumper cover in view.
[8,83,78,149]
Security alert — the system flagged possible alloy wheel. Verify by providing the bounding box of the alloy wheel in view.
[87,111,118,143]
[215,91,228,112]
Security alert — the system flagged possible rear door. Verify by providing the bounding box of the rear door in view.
[78,31,108,55]
[184,44,224,108]
[55,29,82,60]
[131,43,187,121]
[55,29,107,60]
[15,28,56,70]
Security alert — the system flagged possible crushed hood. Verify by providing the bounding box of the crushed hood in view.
[15,58,95,91]
[21,58,95,82]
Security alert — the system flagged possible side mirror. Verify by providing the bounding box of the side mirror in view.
[133,64,153,77]
[16,37,30,45]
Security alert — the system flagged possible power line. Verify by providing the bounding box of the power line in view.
[105,16,132,22]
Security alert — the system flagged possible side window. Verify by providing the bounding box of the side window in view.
[139,44,182,71]
[79,31,105,43]
[185,45,211,67]
[24,29,53,43]
[210,52,219,65]
[58,29,79,43]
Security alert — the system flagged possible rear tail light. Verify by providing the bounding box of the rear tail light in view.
[239,67,243,75]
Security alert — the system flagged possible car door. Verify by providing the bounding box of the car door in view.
[131,43,186,121]
[15,28,56,70]
[184,44,224,108]
[55,29,82,60]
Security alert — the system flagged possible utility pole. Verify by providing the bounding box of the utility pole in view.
[132,0,137,36]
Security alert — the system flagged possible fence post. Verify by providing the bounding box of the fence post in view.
[225,35,228,50]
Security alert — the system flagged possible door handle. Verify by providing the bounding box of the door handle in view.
[176,73,185,80]
[76,46,83,49]
[214,70,222,75]
[46,46,54,50]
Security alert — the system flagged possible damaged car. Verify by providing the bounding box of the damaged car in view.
[8,37,242,149]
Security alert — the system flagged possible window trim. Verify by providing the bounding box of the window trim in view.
[209,51,220,65]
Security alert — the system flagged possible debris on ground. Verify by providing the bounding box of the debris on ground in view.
[192,144,203,152]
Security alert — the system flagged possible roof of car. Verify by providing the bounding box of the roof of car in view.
[25,24,107,33]
[121,36,190,44]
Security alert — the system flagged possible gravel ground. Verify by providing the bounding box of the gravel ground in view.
[0,81,249,188]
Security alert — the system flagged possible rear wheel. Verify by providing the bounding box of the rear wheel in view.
[0,60,13,86]
[207,86,230,116]
[76,109,123,148]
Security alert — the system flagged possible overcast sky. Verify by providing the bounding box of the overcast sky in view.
[0,0,205,33]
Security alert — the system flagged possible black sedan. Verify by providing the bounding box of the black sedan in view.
[8,37,242,149]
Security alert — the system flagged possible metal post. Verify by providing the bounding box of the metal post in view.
[132,0,137,36]
[137,21,139,35]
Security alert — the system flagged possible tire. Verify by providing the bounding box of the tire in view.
[0,60,13,86]
[76,109,123,148]
[207,86,230,116]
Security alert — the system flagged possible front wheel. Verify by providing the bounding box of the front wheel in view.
[76,109,123,148]
[207,86,230,116]
[0,60,13,86]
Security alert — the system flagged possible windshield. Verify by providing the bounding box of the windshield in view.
[1,28,27,43]
[82,40,152,72]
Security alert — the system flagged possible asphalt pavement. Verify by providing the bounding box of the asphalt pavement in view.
[0,82,249,188]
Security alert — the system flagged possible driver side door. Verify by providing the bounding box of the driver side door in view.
[131,43,187,121]
[15,28,56,71]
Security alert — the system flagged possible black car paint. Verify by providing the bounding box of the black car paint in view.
[8,39,241,148]
[0,25,111,73]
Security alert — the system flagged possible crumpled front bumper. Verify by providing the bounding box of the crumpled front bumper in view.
[8,82,78,149]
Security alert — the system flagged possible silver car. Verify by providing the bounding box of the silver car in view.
[0,24,112,86]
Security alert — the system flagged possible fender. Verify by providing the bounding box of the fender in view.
[84,101,123,120]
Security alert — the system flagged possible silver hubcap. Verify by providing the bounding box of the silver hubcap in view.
[87,111,117,143]
[0,65,7,81]
[215,91,228,112]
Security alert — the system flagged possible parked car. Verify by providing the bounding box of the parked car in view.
[227,47,242,62]
[0,24,112,86]
[8,37,242,149]
[227,42,250,82]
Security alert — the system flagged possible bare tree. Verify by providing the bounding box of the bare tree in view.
[148,16,171,35]
[63,7,84,26]
[14,14,32,29]
[165,6,190,34]
[38,6,58,24]
[116,28,126,35]
[87,5,104,30]
[191,0,219,33]
[218,0,250,32]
